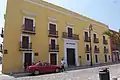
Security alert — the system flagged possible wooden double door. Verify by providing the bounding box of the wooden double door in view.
[24,53,32,66]
[67,48,76,66]
[50,53,57,65]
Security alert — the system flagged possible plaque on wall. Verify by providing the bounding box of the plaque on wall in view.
[66,43,75,45]
[34,53,39,56]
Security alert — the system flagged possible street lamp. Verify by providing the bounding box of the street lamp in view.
[89,24,93,66]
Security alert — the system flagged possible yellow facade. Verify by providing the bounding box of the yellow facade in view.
[3,0,112,73]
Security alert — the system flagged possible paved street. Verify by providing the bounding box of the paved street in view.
[1,64,120,80]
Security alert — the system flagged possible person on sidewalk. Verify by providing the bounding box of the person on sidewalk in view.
[24,62,28,71]
[61,58,65,72]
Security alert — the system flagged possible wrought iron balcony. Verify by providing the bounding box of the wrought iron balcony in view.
[49,44,59,52]
[103,40,108,45]
[19,42,32,51]
[62,32,79,40]
[22,24,35,34]
[48,30,58,38]
[93,38,99,43]
[84,37,91,42]
[94,48,100,53]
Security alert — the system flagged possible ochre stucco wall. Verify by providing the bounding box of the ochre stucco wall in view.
[2,0,112,73]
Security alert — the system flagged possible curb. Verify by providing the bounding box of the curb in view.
[12,73,31,77]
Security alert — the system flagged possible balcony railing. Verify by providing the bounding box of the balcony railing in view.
[49,44,59,52]
[104,49,109,53]
[48,30,58,38]
[94,48,100,53]
[19,42,32,51]
[103,40,108,45]
[93,38,99,43]
[22,24,35,34]
[84,37,91,42]
[0,44,3,52]
[62,32,79,40]
[85,48,90,53]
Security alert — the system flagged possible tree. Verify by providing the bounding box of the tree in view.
[103,29,120,44]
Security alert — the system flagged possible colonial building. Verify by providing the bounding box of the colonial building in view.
[109,29,120,62]
[2,0,112,73]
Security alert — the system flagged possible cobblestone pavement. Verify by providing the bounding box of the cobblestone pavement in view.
[1,64,120,80]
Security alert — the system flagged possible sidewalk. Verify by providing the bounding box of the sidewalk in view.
[0,64,2,75]
[0,64,30,78]
[1,62,120,78]
[66,62,120,71]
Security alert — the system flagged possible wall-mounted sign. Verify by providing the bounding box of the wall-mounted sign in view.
[66,43,75,45]
[48,16,57,21]
[34,52,39,56]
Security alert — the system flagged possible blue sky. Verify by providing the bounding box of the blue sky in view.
[0,0,7,28]
[0,0,120,38]
[44,0,120,31]
[0,0,7,43]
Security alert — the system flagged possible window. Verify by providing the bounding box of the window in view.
[43,62,50,66]
[36,63,42,66]
[50,53,57,65]
[104,46,106,50]
[49,23,56,30]
[94,45,97,52]
[87,54,90,61]
[85,32,88,38]
[86,44,89,51]
[51,39,56,49]
[22,36,30,49]
[49,23,56,34]
[104,55,107,62]
[95,55,98,63]
[103,36,105,40]
[93,34,96,39]
[24,18,34,31]
[95,45,97,50]
[68,27,73,37]
[109,55,111,60]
